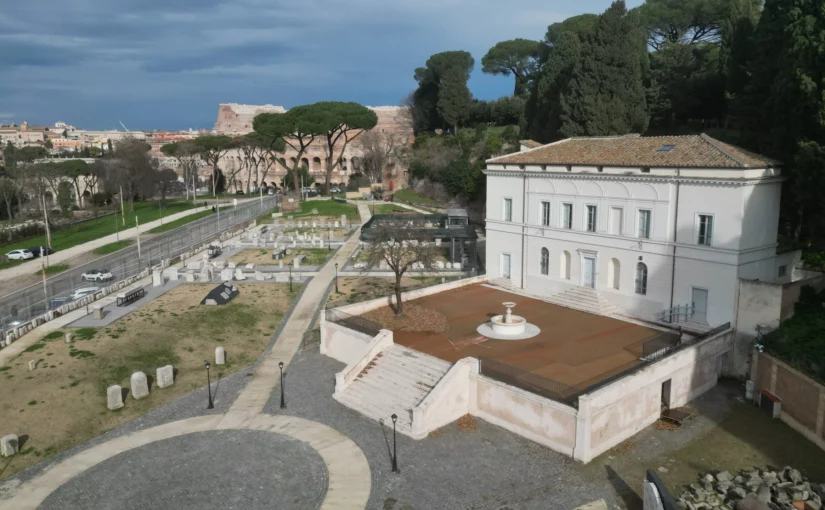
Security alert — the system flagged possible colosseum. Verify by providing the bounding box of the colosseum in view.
[213,103,412,193]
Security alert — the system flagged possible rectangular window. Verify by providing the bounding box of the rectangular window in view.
[562,203,573,229]
[778,265,787,277]
[586,205,597,232]
[697,214,713,246]
[638,210,651,239]
[541,201,550,226]
[503,198,512,222]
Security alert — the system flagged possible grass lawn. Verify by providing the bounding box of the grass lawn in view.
[34,264,70,276]
[1,200,200,265]
[147,209,213,234]
[93,240,133,255]
[392,188,440,205]
[0,283,296,480]
[371,204,414,215]
[326,276,443,308]
[229,248,331,267]
[276,199,357,219]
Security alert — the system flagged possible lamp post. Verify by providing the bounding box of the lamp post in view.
[391,413,399,473]
[205,361,214,409]
[335,262,339,294]
[279,361,286,409]
[288,265,293,292]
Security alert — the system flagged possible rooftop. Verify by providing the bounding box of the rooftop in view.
[490,134,778,169]
[362,283,666,389]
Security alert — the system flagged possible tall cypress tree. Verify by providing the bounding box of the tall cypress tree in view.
[437,66,472,133]
[559,1,649,136]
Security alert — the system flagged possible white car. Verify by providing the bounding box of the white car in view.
[81,269,113,282]
[71,287,100,301]
[5,249,34,261]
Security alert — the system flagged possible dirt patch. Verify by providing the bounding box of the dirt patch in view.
[613,442,636,454]
[326,276,443,308]
[363,304,448,333]
[654,419,681,431]
[0,283,296,480]
[456,414,476,432]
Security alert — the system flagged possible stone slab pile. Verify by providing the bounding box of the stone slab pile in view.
[677,466,824,510]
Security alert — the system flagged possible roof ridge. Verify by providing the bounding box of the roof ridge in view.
[699,133,749,168]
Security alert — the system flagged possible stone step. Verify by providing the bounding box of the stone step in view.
[349,372,433,406]
[334,392,414,433]
[344,380,422,412]
[545,287,621,317]
[370,352,451,382]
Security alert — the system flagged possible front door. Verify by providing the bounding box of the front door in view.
[583,257,596,288]
[692,287,709,323]
[501,253,511,279]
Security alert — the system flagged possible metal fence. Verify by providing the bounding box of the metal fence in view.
[479,357,582,408]
[0,196,280,330]
[641,329,683,360]
[324,308,382,337]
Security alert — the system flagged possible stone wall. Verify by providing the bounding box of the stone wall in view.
[752,351,825,452]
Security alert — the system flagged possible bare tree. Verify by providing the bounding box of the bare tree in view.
[360,217,439,315]
[108,138,158,213]
[359,131,405,186]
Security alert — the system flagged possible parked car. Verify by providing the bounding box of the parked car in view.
[5,249,34,261]
[236,190,245,195]
[81,268,113,282]
[28,246,54,258]
[71,287,100,301]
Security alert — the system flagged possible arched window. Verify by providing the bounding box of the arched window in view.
[560,251,571,280]
[540,248,549,275]
[635,262,648,295]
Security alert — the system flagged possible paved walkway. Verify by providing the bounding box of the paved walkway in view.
[0,203,372,509]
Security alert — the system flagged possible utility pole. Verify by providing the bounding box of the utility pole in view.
[120,185,126,226]
[136,215,142,268]
[41,261,49,310]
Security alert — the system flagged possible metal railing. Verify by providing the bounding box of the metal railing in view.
[659,303,695,323]
[324,308,382,337]
[641,330,683,360]
[0,196,280,331]
[479,357,582,408]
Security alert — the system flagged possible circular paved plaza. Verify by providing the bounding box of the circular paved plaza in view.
[40,430,328,510]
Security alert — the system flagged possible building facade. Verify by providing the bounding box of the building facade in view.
[485,134,789,328]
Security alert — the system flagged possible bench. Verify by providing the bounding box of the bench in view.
[116,288,145,307]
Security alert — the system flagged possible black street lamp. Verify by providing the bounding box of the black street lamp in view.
[205,361,214,409]
[328,231,332,251]
[279,361,286,409]
[391,413,399,473]
[335,262,339,294]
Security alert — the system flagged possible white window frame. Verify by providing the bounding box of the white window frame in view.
[500,252,512,279]
[503,197,513,222]
[635,262,648,295]
[637,209,652,239]
[695,213,714,246]
[609,206,624,236]
[540,201,551,227]
[540,247,549,275]
[585,204,597,232]
[561,203,573,229]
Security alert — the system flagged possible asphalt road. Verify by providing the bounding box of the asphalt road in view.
[0,196,280,329]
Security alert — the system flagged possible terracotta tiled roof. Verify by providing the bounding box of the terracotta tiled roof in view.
[491,134,778,169]
[519,139,542,149]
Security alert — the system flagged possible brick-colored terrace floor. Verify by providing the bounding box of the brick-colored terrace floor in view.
[389,283,664,388]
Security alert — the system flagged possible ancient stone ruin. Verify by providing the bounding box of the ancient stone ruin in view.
[678,466,824,510]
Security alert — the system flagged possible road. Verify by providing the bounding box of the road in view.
[0,196,280,330]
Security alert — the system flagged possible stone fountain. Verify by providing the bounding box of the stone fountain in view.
[477,301,540,340]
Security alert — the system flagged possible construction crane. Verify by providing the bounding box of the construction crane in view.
[119,121,129,132]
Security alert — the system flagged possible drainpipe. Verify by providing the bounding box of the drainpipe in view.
[668,169,681,311]
[521,173,528,289]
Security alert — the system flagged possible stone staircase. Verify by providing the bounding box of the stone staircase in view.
[487,278,516,290]
[333,344,451,437]
[545,286,622,317]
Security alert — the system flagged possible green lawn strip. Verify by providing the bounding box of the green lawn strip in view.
[147,210,213,234]
[1,200,199,258]
[33,264,70,276]
[392,188,440,205]
[93,240,133,255]
[276,200,357,219]
[294,248,332,266]
[371,204,412,214]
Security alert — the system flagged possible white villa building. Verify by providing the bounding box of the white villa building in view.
[484,134,793,330]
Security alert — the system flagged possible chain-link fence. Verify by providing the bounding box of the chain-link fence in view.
[0,196,280,330]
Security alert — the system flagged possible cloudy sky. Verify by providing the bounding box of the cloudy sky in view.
[2,0,641,130]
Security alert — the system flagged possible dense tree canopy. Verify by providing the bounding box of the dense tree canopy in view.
[481,39,544,96]
[412,51,475,133]
[313,101,378,194]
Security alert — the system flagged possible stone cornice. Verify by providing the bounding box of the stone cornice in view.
[482,169,785,187]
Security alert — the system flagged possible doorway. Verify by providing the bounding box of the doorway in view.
[501,253,511,279]
[583,256,596,288]
[691,287,709,323]
[661,379,672,409]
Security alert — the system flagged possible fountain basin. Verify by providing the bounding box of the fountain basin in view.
[490,314,526,336]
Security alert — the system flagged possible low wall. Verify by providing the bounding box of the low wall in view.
[330,274,488,316]
[471,372,579,456]
[575,329,733,463]
[319,317,374,365]
[412,358,477,439]
[333,329,393,395]
[751,351,825,451]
